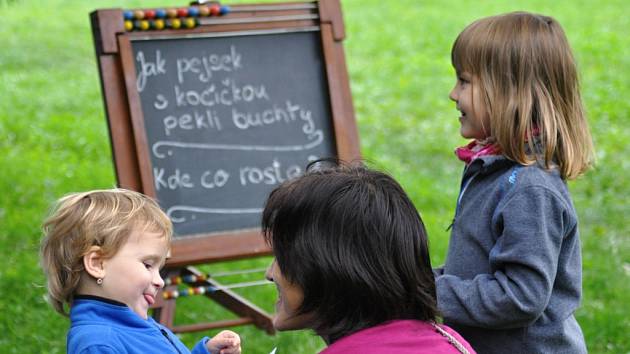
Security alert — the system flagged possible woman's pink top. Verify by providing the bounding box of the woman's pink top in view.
[320,320,475,354]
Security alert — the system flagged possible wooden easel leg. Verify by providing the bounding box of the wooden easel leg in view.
[152,268,180,328]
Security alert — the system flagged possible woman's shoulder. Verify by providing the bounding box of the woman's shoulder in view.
[435,323,476,354]
[320,320,475,354]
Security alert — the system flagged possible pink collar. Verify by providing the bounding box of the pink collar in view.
[455,140,501,164]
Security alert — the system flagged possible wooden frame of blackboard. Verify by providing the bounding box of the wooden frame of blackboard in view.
[91,0,359,334]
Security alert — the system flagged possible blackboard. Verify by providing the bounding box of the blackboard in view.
[129,29,336,237]
[92,0,359,266]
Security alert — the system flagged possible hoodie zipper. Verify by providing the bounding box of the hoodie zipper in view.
[447,165,481,231]
[160,328,183,354]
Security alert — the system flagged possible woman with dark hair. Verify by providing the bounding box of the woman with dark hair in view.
[262,161,474,354]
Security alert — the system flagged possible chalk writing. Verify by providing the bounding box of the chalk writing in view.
[231,100,315,135]
[176,45,242,84]
[163,109,222,136]
[174,79,269,108]
[200,169,230,189]
[136,50,166,92]
[239,159,302,186]
[131,31,336,235]
[154,94,169,110]
[154,167,194,191]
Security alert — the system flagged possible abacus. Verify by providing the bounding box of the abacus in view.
[123,4,230,31]
[161,268,272,299]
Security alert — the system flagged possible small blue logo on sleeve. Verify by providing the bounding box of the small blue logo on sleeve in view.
[508,168,519,184]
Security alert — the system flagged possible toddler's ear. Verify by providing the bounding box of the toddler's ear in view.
[83,246,106,279]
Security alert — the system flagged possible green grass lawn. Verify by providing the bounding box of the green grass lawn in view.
[1,0,629,353]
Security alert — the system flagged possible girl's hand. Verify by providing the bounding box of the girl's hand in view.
[206,330,241,354]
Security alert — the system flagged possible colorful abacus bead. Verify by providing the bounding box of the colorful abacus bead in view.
[124,20,134,31]
[144,9,156,19]
[163,289,179,299]
[153,19,165,30]
[177,8,188,17]
[123,10,134,21]
[168,18,182,29]
[134,20,150,30]
[155,9,167,19]
[209,4,220,16]
[183,17,197,29]
[188,6,200,17]
[166,8,178,18]
[133,10,145,20]
[220,6,230,15]
[198,6,210,17]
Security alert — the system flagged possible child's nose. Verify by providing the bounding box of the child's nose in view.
[449,86,458,102]
[154,271,165,289]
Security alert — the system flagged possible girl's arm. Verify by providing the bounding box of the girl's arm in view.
[436,185,579,328]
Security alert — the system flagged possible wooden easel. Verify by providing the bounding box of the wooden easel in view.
[90,0,359,334]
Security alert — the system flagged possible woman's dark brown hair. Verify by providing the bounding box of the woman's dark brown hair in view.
[262,160,438,342]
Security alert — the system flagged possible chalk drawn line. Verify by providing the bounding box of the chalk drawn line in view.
[152,130,323,158]
[167,205,263,223]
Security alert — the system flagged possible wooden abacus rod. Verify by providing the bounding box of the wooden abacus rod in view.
[163,267,268,286]
[163,279,272,299]
[211,267,269,277]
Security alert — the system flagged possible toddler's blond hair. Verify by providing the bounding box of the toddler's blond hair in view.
[40,189,172,316]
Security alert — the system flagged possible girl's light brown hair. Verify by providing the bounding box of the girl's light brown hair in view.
[452,12,594,179]
[40,189,172,316]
